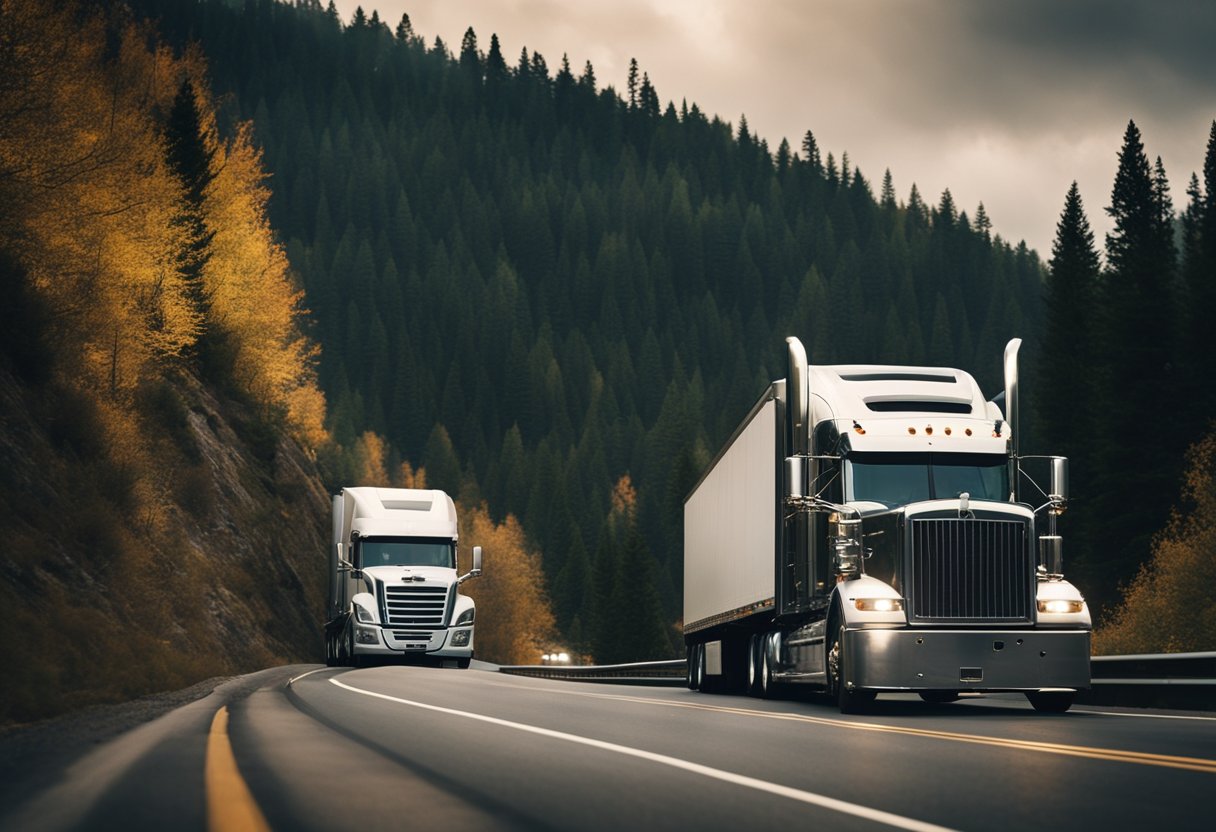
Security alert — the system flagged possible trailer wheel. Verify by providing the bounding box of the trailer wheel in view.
[759,636,776,699]
[325,630,338,667]
[746,635,763,697]
[1026,690,1074,713]
[919,691,960,704]
[827,624,875,714]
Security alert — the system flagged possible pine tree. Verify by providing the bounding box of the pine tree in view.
[1096,120,1183,603]
[459,27,480,75]
[394,12,413,42]
[1181,123,1216,427]
[164,78,216,331]
[626,58,639,109]
[801,129,821,173]
[880,169,896,209]
[1039,182,1101,590]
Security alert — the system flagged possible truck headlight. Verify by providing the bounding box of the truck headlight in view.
[1038,599,1084,614]
[451,630,471,647]
[454,608,475,626]
[355,604,376,623]
[854,598,903,612]
[355,627,380,644]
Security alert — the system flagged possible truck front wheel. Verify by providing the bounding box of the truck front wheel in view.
[827,624,875,714]
[1026,691,1075,713]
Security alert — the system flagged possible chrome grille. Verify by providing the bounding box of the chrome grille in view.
[909,518,1032,623]
[383,584,449,627]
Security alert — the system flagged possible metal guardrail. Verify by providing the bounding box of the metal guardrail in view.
[498,659,686,686]
[502,653,1216,709]
[1078,651,1216,711]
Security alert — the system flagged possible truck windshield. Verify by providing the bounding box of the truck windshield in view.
[359,537,455,568]
[847,452,1008,506]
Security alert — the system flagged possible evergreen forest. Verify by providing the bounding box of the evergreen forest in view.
[126,0,1216,658]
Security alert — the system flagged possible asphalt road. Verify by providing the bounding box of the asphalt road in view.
[2,664,1212,831]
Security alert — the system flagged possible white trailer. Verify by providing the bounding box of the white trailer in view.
[684,338,1091,712]
[325,487,482,668]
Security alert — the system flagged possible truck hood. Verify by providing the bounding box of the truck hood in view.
[362,565,458,585]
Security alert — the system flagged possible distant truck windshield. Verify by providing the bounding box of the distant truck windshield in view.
[847,452,1008,506]
[359,537,455,568]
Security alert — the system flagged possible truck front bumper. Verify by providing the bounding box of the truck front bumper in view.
[353,624,474,660]
[844,627,1090,691]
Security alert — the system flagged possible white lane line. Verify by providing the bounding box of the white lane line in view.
[1078,709,1216,722]
[328,677,956,832]
[287,667,335,687]
[489,676,1216,723]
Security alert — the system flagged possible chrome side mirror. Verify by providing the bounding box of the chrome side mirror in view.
[459,545,483,584]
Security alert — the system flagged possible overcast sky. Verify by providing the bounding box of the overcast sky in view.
[335,0,1216,259]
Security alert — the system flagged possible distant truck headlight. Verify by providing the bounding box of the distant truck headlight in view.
[854,598,903,612]
[1038,599,1084,614]
[453,608,475,626]
[355,604,376,623]
[355,627,380,644]
[451,630,471,647]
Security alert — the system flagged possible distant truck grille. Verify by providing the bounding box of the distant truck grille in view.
[908,518,1032,623]
[383,584,450,627]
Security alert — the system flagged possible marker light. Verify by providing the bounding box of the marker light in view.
[854,598,904,612]
[908,427,917,435]
[1038,599,1084,614]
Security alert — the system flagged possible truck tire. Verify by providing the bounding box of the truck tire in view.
[687,645,700,690]
[1026,691,1075,713]
[919,691,960,704]
[456,658,471,669]
[746,635,763,697]
[325,631,338,667]
[694,644,709,693]
[758,636,777,699]
[827,624,875,714]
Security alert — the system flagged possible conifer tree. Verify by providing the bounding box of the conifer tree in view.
[1181,123,1216,427]
[1039,182,1101,588]
[164,78,216,331]
[1096,120,1183,598]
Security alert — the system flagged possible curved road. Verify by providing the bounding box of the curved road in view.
[3,664,1212,831]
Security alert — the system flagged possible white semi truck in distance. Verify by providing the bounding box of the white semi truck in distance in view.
[684,337,1091,712]
[325,487,482,668]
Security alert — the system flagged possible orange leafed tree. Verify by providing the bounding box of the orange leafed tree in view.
[458,504,557,665]
[1095,431,1216,654]
[0,0,327,449]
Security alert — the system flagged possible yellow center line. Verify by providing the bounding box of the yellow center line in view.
[488,681,1216,775]
[205,706,272,832]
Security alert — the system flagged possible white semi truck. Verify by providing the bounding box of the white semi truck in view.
[325,487,482,668]
[684,337,1091,712]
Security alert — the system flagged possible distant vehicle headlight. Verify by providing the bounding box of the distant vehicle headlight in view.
[1038,599,1084,614]
[454,608,475,626]
[853,598,903,612]
[451,630,471,647]
[355,604,376,623]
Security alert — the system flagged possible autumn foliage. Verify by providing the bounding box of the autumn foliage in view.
[0,0,331,721]
[0,0,325,445]
[1095,431,1216,654]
